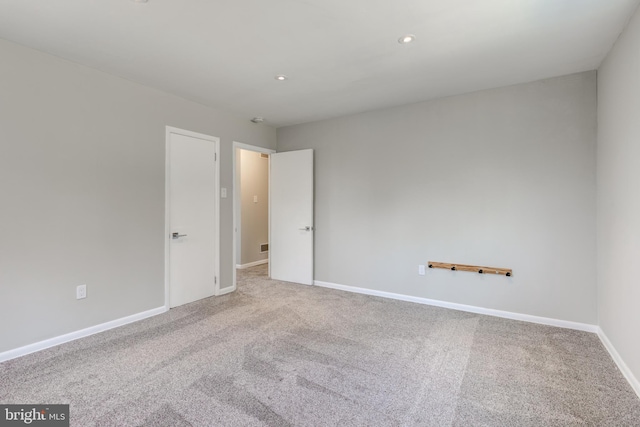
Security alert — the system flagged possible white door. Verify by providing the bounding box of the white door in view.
[270,149,314,285]
[167,128,219,308]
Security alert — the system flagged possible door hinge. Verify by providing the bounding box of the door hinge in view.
[215,153,217,161]
[215,276,217,284]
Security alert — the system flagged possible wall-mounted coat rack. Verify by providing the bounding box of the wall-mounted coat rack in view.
[428,261,512,276]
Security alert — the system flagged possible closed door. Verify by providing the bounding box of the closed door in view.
[167,128,219,308]
[270,149,314,285]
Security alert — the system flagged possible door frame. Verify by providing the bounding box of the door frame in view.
[232,141,276,292]
[165,126,220,310]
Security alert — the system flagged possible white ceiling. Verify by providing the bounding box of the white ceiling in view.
[1,0,638,127]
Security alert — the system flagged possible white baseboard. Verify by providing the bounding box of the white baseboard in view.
[0,306,167,363]
[597,328,640,399]
[236,259,268,269]
[313,280,598,333]
[217,285,236,296]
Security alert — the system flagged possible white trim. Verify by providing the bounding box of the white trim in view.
[216,286,236,296]
[313,280,598,333]
[165,127,221,308]
[236,259,269,269]
[232,141,276,292]
[233,141,276,154]
[213,137,221,296]
[165,129,171,309]
[597,328,640,399]
[0,307,166,363]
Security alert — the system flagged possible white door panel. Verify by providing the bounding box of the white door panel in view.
[270,149,314,285]
[168,130,218,308]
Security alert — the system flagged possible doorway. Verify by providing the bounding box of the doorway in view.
[232,142,275,291]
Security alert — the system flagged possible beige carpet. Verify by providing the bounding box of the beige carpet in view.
[1,264,639,426]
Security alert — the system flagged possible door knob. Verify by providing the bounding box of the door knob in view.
[298,226,313,231]
[172,232,187,239]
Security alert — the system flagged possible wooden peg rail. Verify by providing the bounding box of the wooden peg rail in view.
[428,261,512,277]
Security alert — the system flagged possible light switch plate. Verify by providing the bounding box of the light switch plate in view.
[221,188,227,198]
[77,284,87,299]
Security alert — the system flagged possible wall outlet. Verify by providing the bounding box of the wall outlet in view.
[418,265,426,276]
[76,284,87,300]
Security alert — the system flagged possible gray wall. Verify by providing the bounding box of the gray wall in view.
[0,39,276,353]
[277,71,597,324]
[597,5,640,386]
[239,149,269,265]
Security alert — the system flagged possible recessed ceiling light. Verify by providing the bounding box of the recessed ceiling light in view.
[275,74,288,81]
[398,34,415,44]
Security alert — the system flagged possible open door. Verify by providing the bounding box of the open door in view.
[270,149,314,285]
